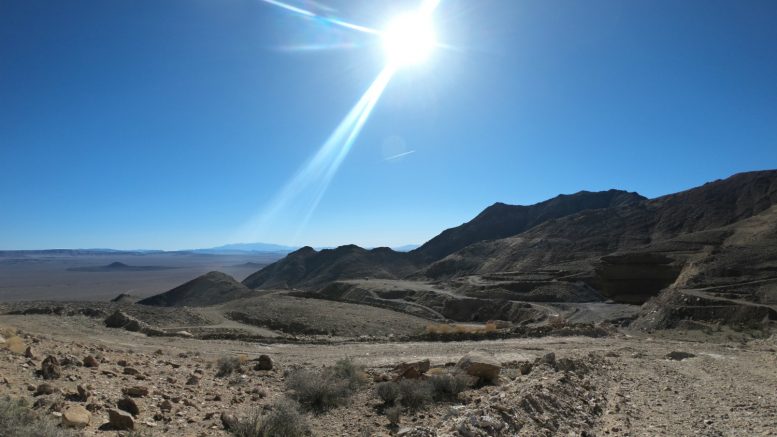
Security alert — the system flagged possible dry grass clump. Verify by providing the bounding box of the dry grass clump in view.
[230,399,309,437]
[376,381,401,404]
[397,379,433,410]
[286,358,366,412]
[425,322,498,335]
[385,405,402,425]
[0,397,75,437]
[428,372,470,401]
[216,356,243,377]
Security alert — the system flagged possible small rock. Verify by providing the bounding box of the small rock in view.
[186,375,200,385]
[159,399,173,412]
[41,356,61,380]
[118,397,140,416]
[123,367,140,376]
[24,346,36,359]
[83,356,99,368]
[107,408,135,430]
[122,386,149,397]
[34,383,57,396]
[221,412,238,431]
[254,354,273,371]
[61,405,91,428]
[666,351,696,361]
[540,352,556,366]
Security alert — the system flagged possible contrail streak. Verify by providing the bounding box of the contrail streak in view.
[384,150,416,161]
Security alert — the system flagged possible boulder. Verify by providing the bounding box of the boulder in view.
[456,351,500,382]
[393,359,431,379]
[108,408,135,430]
[41,356,61,380]
[62,405,91,428]
[254,354,273,371]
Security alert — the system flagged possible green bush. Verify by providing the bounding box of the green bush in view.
[230,399,309,437]
[0,397,75,437]
[376,381,400,405]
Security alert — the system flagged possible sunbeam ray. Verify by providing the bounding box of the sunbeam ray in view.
[261,0,379,34]
[237,66,395,244]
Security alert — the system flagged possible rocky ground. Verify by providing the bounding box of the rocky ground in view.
[1,314,777,436]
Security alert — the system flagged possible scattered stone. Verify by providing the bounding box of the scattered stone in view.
[61,405,91,428]
[34,383,57,396]
[41,355,61,380]
[186,374,200,385]
[76,384,90,402]
[518,362,533,375]
[24,346,36,359]
[123,367,140,376]
[221,412,238,431]
[666,351,696,361]
[83,355,99,368]
[160,399,173,412]
[540,352,556,366]
[122,386,149,397]
[457,351,501,382]
[117,360,128,367]
[107,408,135,430]
[118,397,140,416]
[254,354,273,371]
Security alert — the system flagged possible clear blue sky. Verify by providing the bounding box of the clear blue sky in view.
[1,0,776,250]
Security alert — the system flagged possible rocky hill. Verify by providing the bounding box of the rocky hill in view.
[137,271,256,307]
[242,245,422,290]
[412,189,645,262]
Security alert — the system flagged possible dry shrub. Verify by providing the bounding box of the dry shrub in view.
[376,381,400,405]
[0,396,75,437]
[216,356,242,377]
[385,405,402,425]
[230,399,309,437]
[398,379,433,410]
[331,358,368,389]
[286,369,352,412]
[429,372,470,401]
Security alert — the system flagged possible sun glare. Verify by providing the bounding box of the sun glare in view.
[382,12,437,67]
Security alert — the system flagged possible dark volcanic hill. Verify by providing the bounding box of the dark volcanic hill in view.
[138,271,256,307]
[242,245,421,290]
[241,170,777,308]
[412,189,646,261]
[67,262,178,272]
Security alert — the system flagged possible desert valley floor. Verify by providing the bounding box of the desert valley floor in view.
[2,310,777,437]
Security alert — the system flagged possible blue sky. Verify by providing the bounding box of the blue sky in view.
[1,0,776,250]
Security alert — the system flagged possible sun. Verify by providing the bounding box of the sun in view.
[381,12,437,67]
